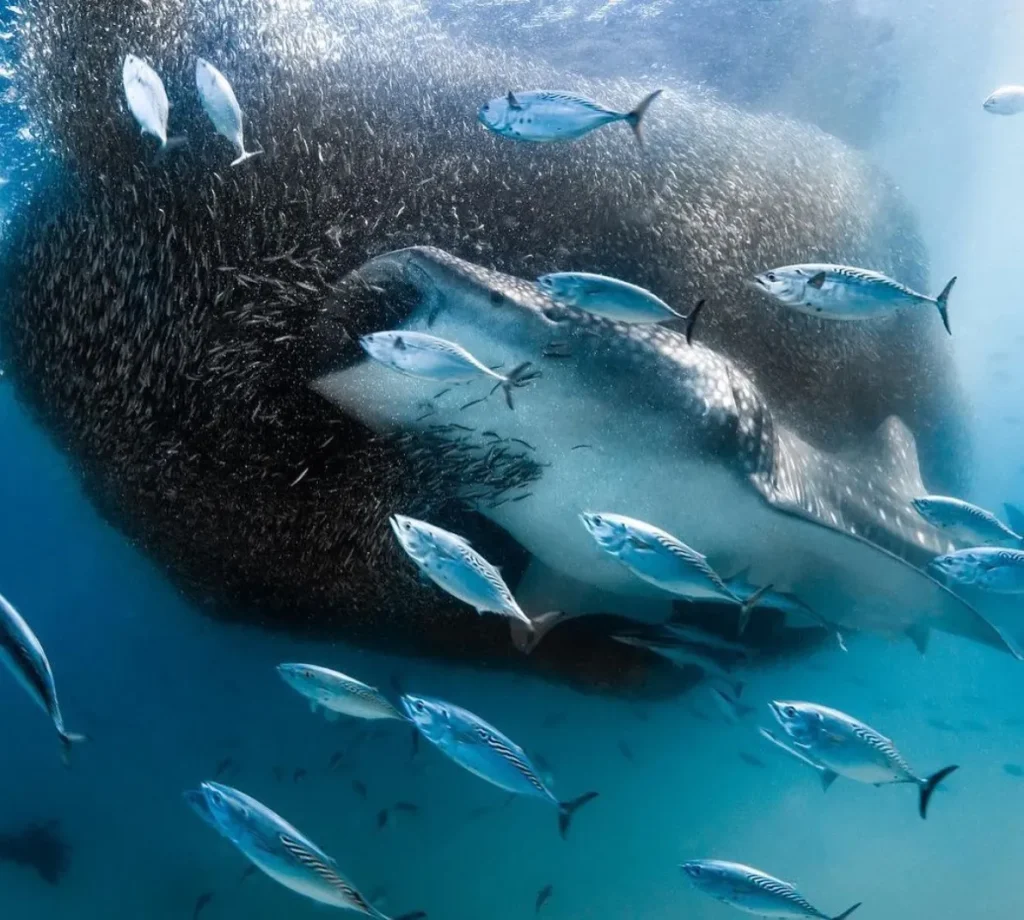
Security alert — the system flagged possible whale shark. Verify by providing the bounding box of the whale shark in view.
[311,246,1021,659]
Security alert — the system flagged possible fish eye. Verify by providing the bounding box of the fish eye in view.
[767,272,776,282]
[482,103,489,111]
[414,701,426,712]
[690,865,702,876]
[784,706,797,718]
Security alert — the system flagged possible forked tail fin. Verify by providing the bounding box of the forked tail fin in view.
[494,361,541,410]
[935,276,955,335]
[625,89,664,145]
[919,764,958,819]
[557,791,598,839]
[231,148,263,167]
[832,902,862,920]
[59,730,88,767]
[737,583,773,634]
[153,134,189,165]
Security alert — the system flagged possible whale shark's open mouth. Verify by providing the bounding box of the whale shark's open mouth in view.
[310,246,1022,661]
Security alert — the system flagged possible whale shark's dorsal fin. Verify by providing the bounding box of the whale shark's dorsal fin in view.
[863,416,925,501]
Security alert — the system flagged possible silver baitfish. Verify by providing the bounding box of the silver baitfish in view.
[983,85,1024,115]
[660,622,752,657]
[768,700,958,819]
[579,512,769,632]
[478,89,662,145]
[708,685,754,724]
[195,58,262,167]
[359,331,537,410]
[929,546,1024,593]
[0,591,86,765]
[752,264,954,335]
[681,859,861,920]
[122,54,186,158]
[390,515,534,628]
[611,634,743,698]
[912,495,1023,548]
[276,664,404,721]
[186,782,421,918]
[535,272,681,325]
[400,694,597,838]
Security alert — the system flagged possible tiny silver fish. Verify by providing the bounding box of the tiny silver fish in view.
[390,515,533,628]
[277,664,405,721]
[660,622,752,657]
[752,264,954,335]
[579,512,769,632]
[478,89,662,145]
[535,272,681,324]
[708,685,754,724]
[401,694,597,837]
[0,592,86,765]
[912,495,1022,548]
[682,859,861,920]
[196,58,262,167]
[122,54,186,157]
[360,331,536,409]
[929,546,1024,594]
[768,700,957,818]
[983,85,1024,115]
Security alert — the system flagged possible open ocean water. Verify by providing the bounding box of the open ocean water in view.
[1,0,1024,917]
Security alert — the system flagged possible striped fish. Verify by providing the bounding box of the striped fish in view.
[277,664,405,721]
[768,701,958,818]
[390,515,533,627]
[682,859,861,919]
[400,694,597,838]
[912,495,1023,548]
[929,546,1024,594]
[0,591,86,765]
[187,782,424,919]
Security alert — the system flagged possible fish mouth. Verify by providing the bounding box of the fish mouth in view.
[680,862,702,878]
[767,700,787,724]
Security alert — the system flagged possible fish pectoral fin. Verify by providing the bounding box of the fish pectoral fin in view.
[324,710,341,722]
[627,535,655,552]
[309,701,319,714]
[807,271,827,289]
[820,769,839,792]
[905,623,930,655]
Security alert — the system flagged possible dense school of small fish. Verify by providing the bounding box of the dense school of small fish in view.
[0,29,1023,920]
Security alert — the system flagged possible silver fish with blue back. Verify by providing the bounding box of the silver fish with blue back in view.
[929,546,1024,594]
[752,264,954,335]
[277,664,405,721]
[400,694,597,838]
[536,272,681,324]
[768,700,957,818]
[912,495,1023,548]
[478,89,663,145]
[681,859,861,919]
[186,781,423,919]
[0,591,86,765]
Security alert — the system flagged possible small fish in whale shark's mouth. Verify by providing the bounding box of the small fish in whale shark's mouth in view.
[311,246,1023,661]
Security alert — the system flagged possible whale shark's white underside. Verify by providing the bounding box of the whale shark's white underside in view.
[312,247,1021,660]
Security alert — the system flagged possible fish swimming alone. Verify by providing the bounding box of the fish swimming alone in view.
[612,634,744,698]
[121,54,186,158]
[359,331,537,410]
[580,512,769,632]
[276,664,405,721]
[478,89,662,144]
[983,85,1024,115]
[390,515,534,629]
[312,246,1019,662]
[768,700,958,818]
[535,272,681,324]
[681,859,861,919]
[752,264,955,335]
[195,58,262,167]
[400,694,597,838]
[929,547,1024,594]
[912,495,1023,548]
[186,781,422,918]
[0,592,85,765]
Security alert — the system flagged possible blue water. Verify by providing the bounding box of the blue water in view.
[3,0,1024,917]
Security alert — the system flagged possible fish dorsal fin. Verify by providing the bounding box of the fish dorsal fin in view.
[507,90,522,110]
[865,416,925,500]
[807,271,827,289]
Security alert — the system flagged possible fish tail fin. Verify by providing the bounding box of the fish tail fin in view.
[831,902,862,920]
[625,89,663,145]
[153,134,189,165]
[685,299,705,345]
[59,730,88,767]
[511,610,567,654]
[556,791,598,839]
[1005,502,1024,535]
[394,912,427,920]
[230,148,263,167]
[498,361,539,410]
[919,764,958,818]
[935,276,955,335]
[737,582,773,634]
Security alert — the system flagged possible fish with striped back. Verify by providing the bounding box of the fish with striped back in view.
[185,781,424,919]
[400,694,597,838]
[478,89,663,145]
[929,547,1024,594]
[276,664,406,722]
[752,264,955,335]
[912,495,1024,548]
[579,512,771,633]
[681,859,861,919]
[768,701,958,819]
[0,592,86,765]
